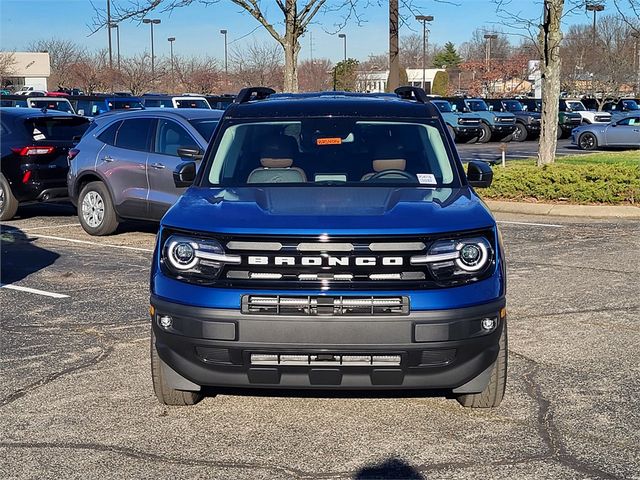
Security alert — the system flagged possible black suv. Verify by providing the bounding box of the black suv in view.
[0,108,89,220]
[519,98,582,139]
[486,99,540,142]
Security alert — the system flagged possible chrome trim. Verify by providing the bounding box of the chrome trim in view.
[226,241,282,251]
[296,242,354,252]
[410,251,459,264]
[196,251,242,264]
[368,242,426,252]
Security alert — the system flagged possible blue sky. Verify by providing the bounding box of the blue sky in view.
[0,0,625,63]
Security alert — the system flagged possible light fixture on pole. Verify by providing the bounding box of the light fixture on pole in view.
[143,18,161,77]
[110,23,120,70]
[168,37,176,92]
[220,29,228,75]
[106,0,113,69]
[338,33,347,63]
[586,1,605,46]
[415,15,434,91]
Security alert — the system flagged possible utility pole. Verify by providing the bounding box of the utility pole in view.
[309,31,313,62]
[220,30,228,75]
[106,0,113,69]
[338,33,347,62]
[110,23,120,70]
[168,37,176,92]
[586,1,604,47]
[143,18,161,77]
[415,15,434,91]
[388,0,399,91]
[633,32,640,95]
[484,33,497,95]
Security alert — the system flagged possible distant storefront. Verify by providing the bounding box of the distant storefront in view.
[356,68,446,94]
[2,52,51,90]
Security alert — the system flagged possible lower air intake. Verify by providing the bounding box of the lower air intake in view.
[242,295,409,316]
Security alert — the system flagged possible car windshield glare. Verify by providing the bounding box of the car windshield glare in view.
[205,119,457,188]
[433,101,452,113]
[623,100,639,110]
[503,101,523,112]
[467,100,488,112]
[568,101,585,111]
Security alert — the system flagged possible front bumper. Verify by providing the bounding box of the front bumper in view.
[490,124,516,134]
[151,295,506,391]
[453,125,482,138]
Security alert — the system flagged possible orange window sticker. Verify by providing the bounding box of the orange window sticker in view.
[316,137,342,145]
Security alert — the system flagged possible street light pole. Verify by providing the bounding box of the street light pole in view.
[106,0,113,69]
[483,33,498,96]
[633,32,640,95]
[168,37,175,92]
[415,15,434,91]
[110,23,120,70]
[586,2,605,47]
[220,30,228,75]
[143,18,161,77]
[338,33,347,62]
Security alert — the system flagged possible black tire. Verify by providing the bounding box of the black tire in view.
[511,123,528,142]
[477,122,492,143]
[151,329,203,406]
[457,320,507,408]
[0,173,19,221]
[447,124,456,142]
[578,132,598,151]
[77,181,119,236]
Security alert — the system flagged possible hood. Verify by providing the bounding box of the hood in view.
[161,186,496,236]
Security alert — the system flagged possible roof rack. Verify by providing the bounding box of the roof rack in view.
[394,86,428,104]
[234,87,276,104]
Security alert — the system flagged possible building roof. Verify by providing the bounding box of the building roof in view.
[10,52,51,78]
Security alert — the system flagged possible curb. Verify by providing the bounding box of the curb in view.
[485,200,640,219]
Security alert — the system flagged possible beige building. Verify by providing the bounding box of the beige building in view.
[356,68,446,94]
[3,52,51,90]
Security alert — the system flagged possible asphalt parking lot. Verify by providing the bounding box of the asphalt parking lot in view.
[1,203,639,480]
[456,138,591,163]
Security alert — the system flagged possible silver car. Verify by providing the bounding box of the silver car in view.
[571,115,640,150]
[68,109,222,235]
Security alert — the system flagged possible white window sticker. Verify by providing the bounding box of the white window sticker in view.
[417,173,437,185]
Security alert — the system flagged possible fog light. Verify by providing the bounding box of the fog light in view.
[159,315,172,329]
[481,317,497,331]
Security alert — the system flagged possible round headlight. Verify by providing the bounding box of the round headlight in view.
[455,240,489,272]
[166,239,198,270]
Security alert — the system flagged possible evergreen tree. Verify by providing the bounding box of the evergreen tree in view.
[432,42,462,69]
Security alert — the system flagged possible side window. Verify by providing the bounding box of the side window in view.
[116,118,154,151]
[76,100,90,116]
[154,119,198,156]
[97,121,122,145]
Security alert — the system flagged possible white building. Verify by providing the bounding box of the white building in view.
[3,52,51,91]
[356,68,446,94]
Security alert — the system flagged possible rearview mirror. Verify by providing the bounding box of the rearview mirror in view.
[467,161,493,188]
[173,161,197,188]
[177,146,204,161]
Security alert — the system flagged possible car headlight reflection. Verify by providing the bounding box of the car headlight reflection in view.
[411,237,493,282]
[163,234,240,282]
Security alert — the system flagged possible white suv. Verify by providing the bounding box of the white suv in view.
[561,100,611,124]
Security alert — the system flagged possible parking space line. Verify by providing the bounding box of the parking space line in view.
[34,234,154,253]
[22,223,81,231]
[1,284,69,298]
[497,220,564,228]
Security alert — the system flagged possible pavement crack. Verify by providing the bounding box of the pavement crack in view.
[512,351,623,480]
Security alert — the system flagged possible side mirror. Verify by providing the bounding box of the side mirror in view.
[467,161,493,188]
[177,146,204,161]
[173,161,197,188]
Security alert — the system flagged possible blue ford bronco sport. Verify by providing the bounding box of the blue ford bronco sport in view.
[150,87,507,408]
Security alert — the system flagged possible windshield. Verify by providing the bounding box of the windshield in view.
[466,100,488,112]
[567,101,585,111]
[30,100,74,113]
[502,100,523,112]
[189,118,219,141]
[622,100,640,111]
[109,99,143,110]
[175,98,210,109]
[204,119,457,188]
[24,117,89,141]
[432,101,453,113]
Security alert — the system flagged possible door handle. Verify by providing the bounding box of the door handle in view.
[150,163,165,169]
[102,155,114,162]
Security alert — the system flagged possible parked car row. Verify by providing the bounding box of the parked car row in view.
[0,106,223,231]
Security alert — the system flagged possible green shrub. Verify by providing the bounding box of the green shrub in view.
[483,163,640,204]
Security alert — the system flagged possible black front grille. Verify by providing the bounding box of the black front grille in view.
[242,295,410,316]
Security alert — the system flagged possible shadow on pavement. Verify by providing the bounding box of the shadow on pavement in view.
[0,225,60,285]
[11,201,76,220]
[354,457,425,479]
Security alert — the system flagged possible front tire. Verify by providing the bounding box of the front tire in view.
[477,122,492,143]
[0,173,19,221]
[456,320,507,408]
[511,123,528,142]
[78,181,119,236]
[578,132,598,151]
[151,330,203,406]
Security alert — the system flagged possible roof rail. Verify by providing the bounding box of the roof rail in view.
[234,87,276,104]
[394,86,428,104]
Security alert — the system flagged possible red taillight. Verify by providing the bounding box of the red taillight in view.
[11,146,56,156]
[22,170,32,183]
[68,148,80,161]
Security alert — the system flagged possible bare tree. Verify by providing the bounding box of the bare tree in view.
[173,56,222,94]
[230,41,284,90]
[68,50,111,94]
[459,28,512,62]
[298,58,333,91]
[118,52,164,95]
[0,51,16,87]
[28,38,84,89]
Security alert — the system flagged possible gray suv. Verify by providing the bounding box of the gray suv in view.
[68,109,222,235]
